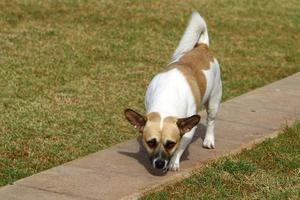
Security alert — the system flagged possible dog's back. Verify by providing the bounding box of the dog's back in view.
[167,43,215,109]
[145,12,221,117]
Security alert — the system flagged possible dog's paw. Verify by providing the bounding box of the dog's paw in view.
[168,159,180,171]
[203,136,215,149]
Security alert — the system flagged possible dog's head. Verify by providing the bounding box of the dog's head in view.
[124,108,200,171]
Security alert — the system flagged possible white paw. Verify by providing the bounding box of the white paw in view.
[203,136,215,149]
[168,158,180,171]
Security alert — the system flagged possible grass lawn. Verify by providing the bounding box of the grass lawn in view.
[0,0,300,186]
[142,122,300,199]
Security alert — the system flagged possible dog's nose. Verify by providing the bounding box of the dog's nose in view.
[155,160,165,169]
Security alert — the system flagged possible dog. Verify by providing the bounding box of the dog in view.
[124,12,222,171]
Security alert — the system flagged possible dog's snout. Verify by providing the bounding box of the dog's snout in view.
[155,159,165,169]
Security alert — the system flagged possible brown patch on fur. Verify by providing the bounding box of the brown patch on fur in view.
[142,114,200,158]
[163,116,178,124]
[143,112,161,155]
[142,115,182,157]
[167,43,214,109]
[161,116,181,156]
[146,112,161,122]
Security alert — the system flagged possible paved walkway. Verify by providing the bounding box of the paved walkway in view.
[1,73,300,200]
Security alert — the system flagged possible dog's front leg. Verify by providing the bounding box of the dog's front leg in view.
[168,127,196,171]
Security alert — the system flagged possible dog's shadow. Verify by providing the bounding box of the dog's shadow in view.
[117,123,206,176]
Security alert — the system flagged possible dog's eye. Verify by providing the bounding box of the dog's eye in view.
[146,138,157,148]
[164,140,176,149]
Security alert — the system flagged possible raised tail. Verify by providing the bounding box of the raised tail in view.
[171,12,209,62]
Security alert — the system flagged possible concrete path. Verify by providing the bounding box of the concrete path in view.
[1,73,300,200]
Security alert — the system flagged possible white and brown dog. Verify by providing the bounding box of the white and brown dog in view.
[124,12,222,171]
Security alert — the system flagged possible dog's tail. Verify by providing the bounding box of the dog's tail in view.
[171,12,209,62]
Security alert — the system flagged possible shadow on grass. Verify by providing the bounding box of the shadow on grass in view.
[117,123,207,176]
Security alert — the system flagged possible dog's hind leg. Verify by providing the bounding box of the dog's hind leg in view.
[203,78,222,149]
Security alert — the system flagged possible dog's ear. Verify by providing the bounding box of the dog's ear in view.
[177,115,201,136]
[124,108,147,132]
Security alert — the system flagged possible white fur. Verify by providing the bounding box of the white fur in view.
[145,68,196,119]
[145,12,222,171]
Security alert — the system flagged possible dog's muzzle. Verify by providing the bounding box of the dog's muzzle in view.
[154,159,167,169]
[151,157,169,171]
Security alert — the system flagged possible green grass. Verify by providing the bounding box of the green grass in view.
[142,122,300,199]
[0,0,300,186]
